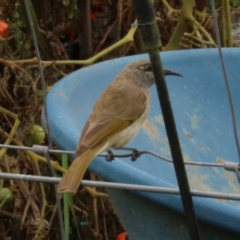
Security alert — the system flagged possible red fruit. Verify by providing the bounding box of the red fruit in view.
[115,232,127,240]
[0,21,8,36]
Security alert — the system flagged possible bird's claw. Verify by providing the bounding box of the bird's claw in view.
[105,150,115,162]
[131,149,141,161]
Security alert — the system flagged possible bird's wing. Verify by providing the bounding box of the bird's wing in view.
[76,79,149,153]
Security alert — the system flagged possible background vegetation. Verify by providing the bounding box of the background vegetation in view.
[0,0,240,239]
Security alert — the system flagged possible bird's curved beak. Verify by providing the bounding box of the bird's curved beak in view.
[163,69,183,77]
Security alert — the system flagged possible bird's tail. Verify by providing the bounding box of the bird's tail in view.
[58,146,102,194]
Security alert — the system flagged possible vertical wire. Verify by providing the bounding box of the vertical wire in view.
[130,0,201,239]
[210,0,240,161]
[23,0,65,239]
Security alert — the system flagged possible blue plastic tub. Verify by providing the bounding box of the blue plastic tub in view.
[46,49,240,239]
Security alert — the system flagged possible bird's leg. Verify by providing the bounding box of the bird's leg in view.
[105,150,115,161]
[118,147,141,161]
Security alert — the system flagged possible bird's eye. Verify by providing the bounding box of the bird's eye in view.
[138,66,145,70]
[138,64,152,72]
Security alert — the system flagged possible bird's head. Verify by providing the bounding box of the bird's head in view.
[126,59,182,87]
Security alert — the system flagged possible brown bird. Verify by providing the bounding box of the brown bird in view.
[58,59,181,194]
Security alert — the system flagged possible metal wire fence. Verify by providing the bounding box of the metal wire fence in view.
[0,143,240,199]
[1,0,240,240]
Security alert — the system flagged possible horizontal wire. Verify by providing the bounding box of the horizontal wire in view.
[0,143,224,167]
[0,144,74,154]
[0,172,239,201]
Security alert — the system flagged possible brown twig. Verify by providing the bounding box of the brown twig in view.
[90,173,99,235]
[94,21,117,55]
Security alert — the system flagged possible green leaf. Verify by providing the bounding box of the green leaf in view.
[231,0,240,8]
